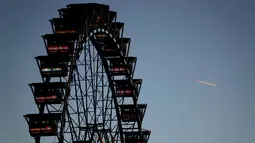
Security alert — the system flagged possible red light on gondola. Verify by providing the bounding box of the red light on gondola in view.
[116,89,133,95]
[48,46,58,50]
[36,95,57,100]
[96,16,100,23]
[45,126,52,130]
[111,67,126,72]
[30,128,40,131]
[55,30,76,34]
[35,95,59,103]
[96,33,107,38]
[30,126,52,132]
[48,45,69,53]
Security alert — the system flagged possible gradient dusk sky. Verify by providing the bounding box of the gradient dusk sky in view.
[1,0,255,143]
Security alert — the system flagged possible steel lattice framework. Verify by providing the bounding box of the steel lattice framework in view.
[23,3,151,143]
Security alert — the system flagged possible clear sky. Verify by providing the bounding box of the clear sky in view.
[1,0,255,143]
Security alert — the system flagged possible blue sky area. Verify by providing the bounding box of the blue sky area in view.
[0,0,255,143]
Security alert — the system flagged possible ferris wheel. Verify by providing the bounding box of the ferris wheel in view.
[23,3,151,143]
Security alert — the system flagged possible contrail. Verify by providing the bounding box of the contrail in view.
[196,80,216,86]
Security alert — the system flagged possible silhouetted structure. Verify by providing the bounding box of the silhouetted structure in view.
[23,3,151,143]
